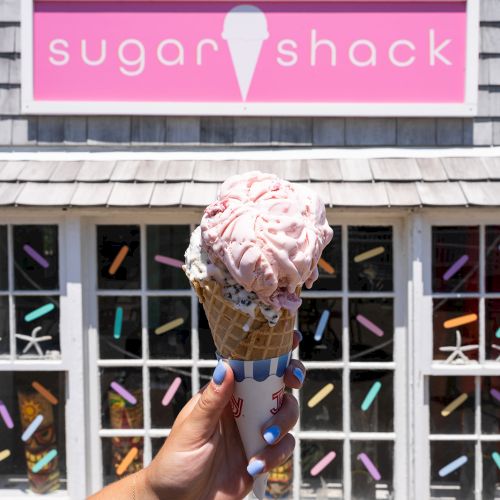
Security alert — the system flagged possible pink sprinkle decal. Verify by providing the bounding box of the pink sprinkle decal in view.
[310,451,336,477]
[23,244,49,269]
[356,314,384,337]
[490,388,500,402]
[162,377,182,407]
[155,255,183,269]
[357,452,381,481]
[110,382,137,405]
[443,254,469,281]
[0,401,14,429]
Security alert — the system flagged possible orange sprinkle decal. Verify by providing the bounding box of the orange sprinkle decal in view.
[109,245,129,276]
[32,381,59,405]
[443,314,478,330]
[318,258,335,275]
[116,447,139,476]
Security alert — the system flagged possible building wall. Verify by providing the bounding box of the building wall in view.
[0,0,499,148]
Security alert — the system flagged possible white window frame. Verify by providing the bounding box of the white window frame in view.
[20,0,479,117]
[410,210,500,500]
[0,214,87,500]
[82,211,410,499]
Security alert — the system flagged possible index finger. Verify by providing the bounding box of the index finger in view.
[292,329,303,350]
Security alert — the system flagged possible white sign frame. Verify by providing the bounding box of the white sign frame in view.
[21,0,479,117]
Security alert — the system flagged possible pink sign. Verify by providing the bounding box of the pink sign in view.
[31,1,469,112]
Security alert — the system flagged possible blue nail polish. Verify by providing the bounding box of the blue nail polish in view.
[296,330,303,342]
[247,459,265,477]
[212,361,226,385]
[263,425,281,445]
[293,367,305,384]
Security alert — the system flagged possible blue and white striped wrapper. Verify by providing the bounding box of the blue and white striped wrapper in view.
[217,351,292,382]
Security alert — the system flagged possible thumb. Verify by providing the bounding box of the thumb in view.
[188,361,235,440]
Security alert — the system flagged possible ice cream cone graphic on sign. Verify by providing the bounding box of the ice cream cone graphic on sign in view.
[222,5,269,101]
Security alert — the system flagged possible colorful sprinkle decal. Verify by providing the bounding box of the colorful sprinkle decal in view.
[154,255,184,269]
[109,245,129,276]
[314,310,330,341]
[155,317,185,336]
[24,303,55,322]
[307,383,334,408]
[116,447,139,476]
[110,381,137,405]
[32,449,58,473]
[0,401,14,429]
[354,246,385,263]
[310,451,336,477]
[438,455,468,477]
[443,313,478,330]
[496,327,500,339]
[162,377,182,407]
[23,244,49,269]
[443,254,469,281]
[32,381,59,405]
[357,452,381,481]
[361,381,382,411]
[0,449,11,462]
[318,258,335,275]
[492,452,500,470]
[490,388,500,403]
[356,314,384,337]
[441,393,468,417]
[21,414,44,442]
[113,307,123,340]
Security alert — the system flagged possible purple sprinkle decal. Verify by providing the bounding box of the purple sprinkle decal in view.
[356,314,384,337]
[154,255,183,269]
[23,244,49,269]
[490,388,500,403]
[0,401,14,429]
[443,254,469,281]
[110,382,137,405]
[357,452,381,481]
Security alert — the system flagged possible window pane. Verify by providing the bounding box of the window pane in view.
[351,371,393,433]
[148,297,191,359]
[98,297,142,360]
[482,377,500,434]
[429,377,475,435]
[482,442,500,500]
[486,300,500,362]
[432,226,479,293]
[298,298,342,362]
[147,225,190,290]
[101,437,143,486]
[300,370,342,431]
[0,226,7,290]
[97,226,141,290]
[486,225,500,293]
[15,296,60,359]
[311,225,342,291]
[0,296,9,356]
[348,226,393,292]
[100,368,143,430]
[349,298,393,362]
[150,367,192,429]
[351,441,393,499]
[0,372,66,493]
[430,441,474,499]
[433,298,479,362]
[301,440,343,498]
[198,305,216,360]
[14,225,59,291]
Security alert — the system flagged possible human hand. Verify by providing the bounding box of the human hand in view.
[140,330,305,500]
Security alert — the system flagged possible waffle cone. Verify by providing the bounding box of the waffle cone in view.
[191,279,296,360]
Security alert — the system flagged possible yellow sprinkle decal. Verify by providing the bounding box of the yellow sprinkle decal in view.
[443,314,478,329]
[155,317,185,335]
[0,449,11,462]
[353,246,385,263]
[307,383,334,408]
[441,393,468,417]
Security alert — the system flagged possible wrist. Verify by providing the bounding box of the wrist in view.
[135,468,160,500]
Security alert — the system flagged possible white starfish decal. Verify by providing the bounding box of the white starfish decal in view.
[439,330,479,364]
[15,326,52,356]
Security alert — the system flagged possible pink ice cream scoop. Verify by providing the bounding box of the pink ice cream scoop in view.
[200,171,333,311]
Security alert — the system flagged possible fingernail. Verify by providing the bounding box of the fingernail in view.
[295,330,303,342]
[293,367,305,384]
[247,459,265,477]
[263,425,281,445]
[212,361,226,385]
